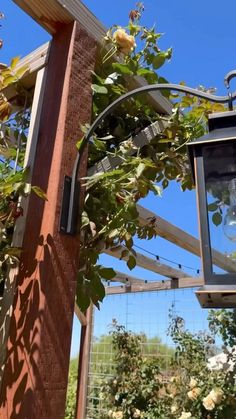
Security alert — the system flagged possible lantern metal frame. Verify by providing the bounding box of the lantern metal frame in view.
[187,109,236,308]
[188,110,236,286]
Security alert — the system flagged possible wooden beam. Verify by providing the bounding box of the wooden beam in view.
[16,42,50,76]
[4,42,50,103]
[13,0,106,38]
[104,246,190,279]
[87,119,168,177]
[111,270,147,285]
[74,303,87,326]
[137,205,236,273]
[106,276,204,295]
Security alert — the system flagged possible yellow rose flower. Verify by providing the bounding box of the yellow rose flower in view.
[187,387,201,400]
[113,28,136,54]
[171,404,178,414]
[189,377,198,389]
[209,388,224,404]
[112,411,123,419]
[179,411,192,419]
[133,408,141,417]
[202,395,215,411]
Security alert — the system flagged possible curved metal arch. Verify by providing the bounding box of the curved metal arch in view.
[60,78,236,234]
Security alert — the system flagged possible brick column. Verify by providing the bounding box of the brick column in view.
[0,21,96,418]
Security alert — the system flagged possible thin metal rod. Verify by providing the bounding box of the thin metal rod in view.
[65,82,236,234]
[224,70,236,89]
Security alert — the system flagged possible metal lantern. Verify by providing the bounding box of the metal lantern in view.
[188,110,236,308]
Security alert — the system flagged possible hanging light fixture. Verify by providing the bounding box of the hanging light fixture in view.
[188,103,236,308]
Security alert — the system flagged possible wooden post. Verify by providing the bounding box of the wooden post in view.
[76,305,93,419]
[0,67,47,386]
[0,21,97,418]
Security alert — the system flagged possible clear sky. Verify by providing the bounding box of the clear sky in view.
[1,0,235,357]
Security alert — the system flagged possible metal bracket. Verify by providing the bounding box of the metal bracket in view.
[60,176,72,233]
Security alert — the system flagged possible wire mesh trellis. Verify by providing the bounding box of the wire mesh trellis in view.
[85,287,211,418]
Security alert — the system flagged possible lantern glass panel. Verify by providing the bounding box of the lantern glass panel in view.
[203,142,236,274]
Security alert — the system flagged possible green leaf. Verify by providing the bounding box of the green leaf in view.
[137,68,154,77]
[152,53,166,69]
[3,75,16,85]
[81,211,90,228]
[10,56,20,69]
[76,281,90,313]
[93,138,106,151]
[112,62,134,75]
[127,255,136,270]
[120,249,129,260]
[125,232,133,249]
[136,162,146,178]
[90,70,104,84]
[90,276,105,307]
[150,183,162,196]
[31,186,48,201]
[162,179,169,189]
[15,65,28,79]
[99,267,116,280]
[212,212,222,226]
[208,202,218,212]
[76,137,84,151]
[4,247,22,257]
[91,84,108,94]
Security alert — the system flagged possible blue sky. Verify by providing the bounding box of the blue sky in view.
[1,0,235,357]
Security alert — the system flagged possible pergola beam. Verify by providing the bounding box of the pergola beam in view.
[3,42,50,104]
[106,276,204,295]
[110,270,148,284]
[104,246,190,279]
[137,205,236,273]
[13,0,105,38]
[87,119,168,177]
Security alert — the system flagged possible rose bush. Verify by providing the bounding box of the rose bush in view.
[91,310,236,419]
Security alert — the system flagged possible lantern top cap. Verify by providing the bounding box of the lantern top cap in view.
[187,110,236,184]
[187,110,236,148]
